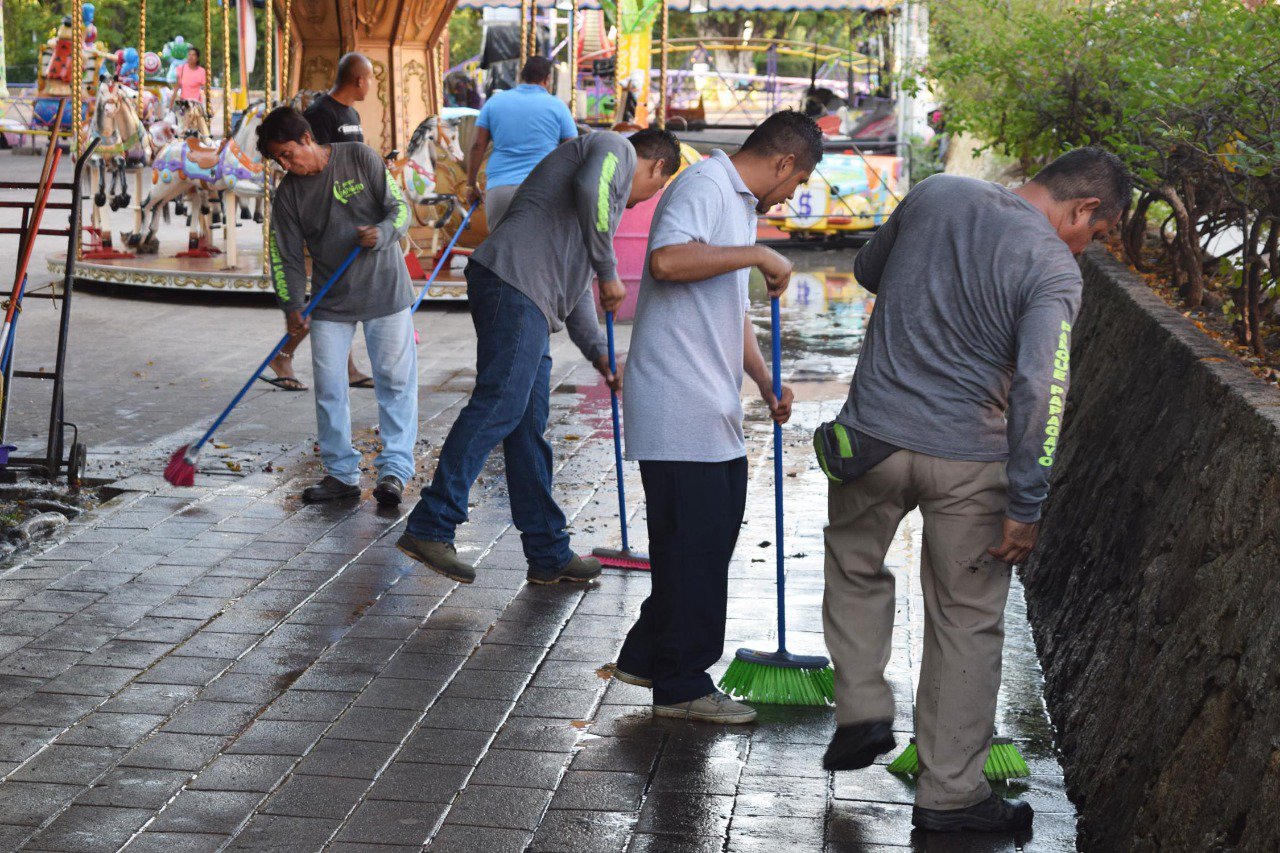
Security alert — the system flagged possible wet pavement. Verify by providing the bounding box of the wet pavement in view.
[2,170,1076,852]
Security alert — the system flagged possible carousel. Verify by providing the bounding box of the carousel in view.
[44,0,474,300]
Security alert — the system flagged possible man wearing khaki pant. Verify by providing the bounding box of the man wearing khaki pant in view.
[821,148,1131,834]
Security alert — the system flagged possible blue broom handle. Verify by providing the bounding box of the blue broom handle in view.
[188,247,362,457]
[410,200,479,315]
[772,295,786,654]
[606,311,630,551]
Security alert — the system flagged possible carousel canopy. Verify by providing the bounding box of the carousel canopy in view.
[457,0,896,10]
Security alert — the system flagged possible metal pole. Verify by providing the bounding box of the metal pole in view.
[568,0,578,119]
[204,0,213,121]
[520,0,531,67]
[281,0,292,99]
[71,0,83,259]
[658,0,668,129]
[264,0,273,105]
[138,0,147,116]
[222,0,232,136]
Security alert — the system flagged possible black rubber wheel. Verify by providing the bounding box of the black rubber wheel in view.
[68,442,88,488]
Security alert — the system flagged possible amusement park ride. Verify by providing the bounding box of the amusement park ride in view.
[22,0,914,301]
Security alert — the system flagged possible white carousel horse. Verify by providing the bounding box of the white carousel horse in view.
[149,98,210,149]
[388,115,465,228]
[129,101,266,253]
[85,80,150,213]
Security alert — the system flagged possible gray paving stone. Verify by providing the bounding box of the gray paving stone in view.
[0,780,83,825]
[635,792,734,837]
[89,641,173,669]
[293,737,399,780]
[162,701,261,737]
[0,723,61,763]
[0,691,102,728]
[550,770,648,812]
[225,815,342,851]
[148,789,266,834]
[225,720,328,756]
[10,744,126,786]
[60,712,167,748]
[259,689,354,722]
[352,676,440,711]
[529,808,636,852]
[326,707,421,743]
[120,733,227,771]
[471,748,569,791]
[512,686,601,720]
[490,717,585,753]
[366,761,471,804]
[96,683,198,716]
[333,799,447,846]
[79,767,192,808]
[259,773,370,819]
[23,804,151,852]
[188,754,298,793]
[396,728,493,767]
[419,697,513,733]
[380,651,462,683]
[0,648,84,679]
[123,831,228,852]
[425,824,533,853]
[445,783,554,831]
[40,664,137,697]
[628,832,728,853]
[825,801,917,849]
[199,673,286,706]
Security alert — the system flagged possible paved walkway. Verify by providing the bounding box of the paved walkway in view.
[0,157,1076,848]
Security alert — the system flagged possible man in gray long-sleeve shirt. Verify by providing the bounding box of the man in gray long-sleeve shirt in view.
[398,129,681,586]
[821,148,1130,834]
[258,107,417,507]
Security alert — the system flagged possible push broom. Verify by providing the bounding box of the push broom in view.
[164,201,481,488]
[164,247,363,486]
[591,310,650,570]
[888,735,1030,782]
[719,296,835,706]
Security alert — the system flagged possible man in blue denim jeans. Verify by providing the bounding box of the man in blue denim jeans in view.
[397,129,680,586]
[259,107,417,508]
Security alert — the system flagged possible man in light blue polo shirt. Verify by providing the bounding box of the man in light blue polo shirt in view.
[613,111,823,725]
[464,56,577,226]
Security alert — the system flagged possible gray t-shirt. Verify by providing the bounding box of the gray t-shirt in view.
[472,132,634,363]
[269,142,412,323]
[843,174,1082,522]
[624,150,758,463]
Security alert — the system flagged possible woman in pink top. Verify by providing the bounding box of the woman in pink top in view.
[175,47,207,103]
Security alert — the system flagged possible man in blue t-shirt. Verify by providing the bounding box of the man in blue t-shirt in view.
[464,56,577,226]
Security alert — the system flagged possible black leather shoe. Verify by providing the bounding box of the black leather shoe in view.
[912,792,1034,833]
[302,476,360,503]
[373,475,404,506]
[823,720,896,771]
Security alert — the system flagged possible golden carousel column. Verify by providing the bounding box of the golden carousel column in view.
[658,0,667,129]
[71,0,84,259]
[135,0,148,240]
[221,0,237,270]
[569,0,578,119]
[204,0,213,121]
[280,0,292,99]
[262,0,274,287]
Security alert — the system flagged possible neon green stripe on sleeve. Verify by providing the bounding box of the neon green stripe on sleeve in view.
[596,152,619,232]
[268,232,289,301]
[386,169,409,230]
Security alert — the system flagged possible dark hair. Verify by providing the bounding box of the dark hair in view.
[520,56,554,84]
[187,47,201,62]
[629,128,681,177]
[1032,147,1132,222]
[256,107,314,159]
[739,110,824,172]
[336,52,371,88]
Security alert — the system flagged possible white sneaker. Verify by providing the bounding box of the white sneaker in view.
[653,691,757,724]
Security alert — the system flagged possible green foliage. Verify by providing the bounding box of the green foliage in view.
[448,8,481,67]
[926,0,1280,353]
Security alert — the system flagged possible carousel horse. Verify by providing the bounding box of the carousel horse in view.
[84,79,149,220]
[130,102,266,253]
[149,98,209,149]
[388,115,465,228]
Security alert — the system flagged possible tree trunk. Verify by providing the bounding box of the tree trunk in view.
[1122,193,1153,272]
[1160,183,1204,308]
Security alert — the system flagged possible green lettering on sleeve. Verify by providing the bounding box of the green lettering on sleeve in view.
[596,152,619,232]
[268,232,289,301]
[386,169,408,229]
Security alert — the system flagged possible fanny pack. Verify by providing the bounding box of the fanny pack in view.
[813,421,902,485]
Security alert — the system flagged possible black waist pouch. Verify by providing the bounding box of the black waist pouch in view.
[813,421,902,485]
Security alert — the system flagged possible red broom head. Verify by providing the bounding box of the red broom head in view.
[592,548,651,571]
[164,444,197,486]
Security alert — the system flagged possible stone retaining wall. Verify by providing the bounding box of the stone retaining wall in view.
[1022,246,1280,851]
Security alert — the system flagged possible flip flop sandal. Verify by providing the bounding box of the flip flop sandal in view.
[349,376,376,389]
[257,375,308,392]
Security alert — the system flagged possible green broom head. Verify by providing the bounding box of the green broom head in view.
[886,737,1029,781]
[718,648,835,707]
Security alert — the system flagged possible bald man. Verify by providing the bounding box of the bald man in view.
[303,52,373,146]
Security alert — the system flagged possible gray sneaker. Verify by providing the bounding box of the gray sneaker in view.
[653,691,757,724]
[396,533,475,584]
[527,553,603,585]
